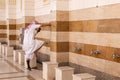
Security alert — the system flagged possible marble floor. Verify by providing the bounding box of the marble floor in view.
[0,56,44,80]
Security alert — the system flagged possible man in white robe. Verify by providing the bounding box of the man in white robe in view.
[23,21,50,71]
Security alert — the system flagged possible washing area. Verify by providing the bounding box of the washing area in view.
[0,0,120,80]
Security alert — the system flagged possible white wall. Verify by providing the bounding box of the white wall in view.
[35,0,56,16]
[70,0,120,10]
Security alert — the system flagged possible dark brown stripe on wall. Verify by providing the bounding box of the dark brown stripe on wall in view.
[69,42,120,63]
[69,19,120,33]
[50,21,69,31]
[0,25,7,29]
[9,24,17,30]
[57,21,69,31]
[0,34,7,38]
[50,42,69,52]
[9,35,18,40]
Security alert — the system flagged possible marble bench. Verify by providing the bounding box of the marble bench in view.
[18,51,25,65]
[55,66,74,80]
[73,73,96,80]
[1,44,7,58]
[13,50,23,62]
[43,62,58,80]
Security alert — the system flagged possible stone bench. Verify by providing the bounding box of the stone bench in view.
[55,66,74,80]
[43,62,58,80]
[1,44,7,58]
[18,51,25,65]
[13,50,23,62]
[0,43,2,55]
[73,73,96,80]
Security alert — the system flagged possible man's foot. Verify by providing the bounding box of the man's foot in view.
[27,67,31,71]
[31,66,38,69]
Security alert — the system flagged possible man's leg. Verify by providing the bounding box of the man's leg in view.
[26,59,31,71]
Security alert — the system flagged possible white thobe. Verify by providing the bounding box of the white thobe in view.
[23,22,44,60]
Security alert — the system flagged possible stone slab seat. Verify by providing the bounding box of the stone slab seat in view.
[18,51,25,65]
[0,43,2,55]
[42,62,58,80]
[1,44,7,58]
[55,66,74,80]
[13,50,24,62]
[73,73,96,80]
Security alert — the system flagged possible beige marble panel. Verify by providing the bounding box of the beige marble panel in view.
[70,4,120,21]
[69,32,120,48]
[56,0,69,11]
[50,51,69,63]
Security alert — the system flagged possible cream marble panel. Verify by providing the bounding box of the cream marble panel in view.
[35,11,56,23]
[57,32,69,42]
[0,30,7,34]
[0,9,6,20]
[50,51,57,63]
[69,32,120,48]
[50,51,69,63]
[56,0,69,11]
[36,31,51,40]
[70,0,120,10]
[39,31,69,42]
[50,31,57,42]
[9,30,18,35]
[57,52,69,63]
[70,4,120,21]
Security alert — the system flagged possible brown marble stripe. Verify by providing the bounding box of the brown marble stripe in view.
[50,21,69,31]
[69,42,120,63]
[9,24,24,30]
[50,41,69,52]
[57,21,69,31]
[9,35,18,40]
[9,24,17,30]
[69,19,120,33]
[0,34,7,38]
[0,25,7,29]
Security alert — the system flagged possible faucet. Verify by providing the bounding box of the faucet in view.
[75,47,82,51]
[90,50,101,55]
[113,53,120,59]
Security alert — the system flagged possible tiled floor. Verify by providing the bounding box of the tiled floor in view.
[0,56,43,80]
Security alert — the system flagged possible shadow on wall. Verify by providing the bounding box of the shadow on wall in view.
[37,52,50,64]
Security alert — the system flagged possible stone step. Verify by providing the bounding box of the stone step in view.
[73,73,96,80]
[55,66,74,80]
